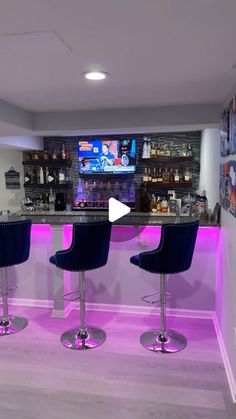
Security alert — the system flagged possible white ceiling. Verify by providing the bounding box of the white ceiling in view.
[0,0,235,113]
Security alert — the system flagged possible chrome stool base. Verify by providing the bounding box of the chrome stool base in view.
[61,326,106,350]
[0,316,28,336]
[140,329,187,353]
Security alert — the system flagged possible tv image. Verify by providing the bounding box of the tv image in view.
[78,139,136,174]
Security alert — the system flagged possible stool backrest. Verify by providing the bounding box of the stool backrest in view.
[0,219,32,268]
[56,221,112,271]
[140,220,199,274]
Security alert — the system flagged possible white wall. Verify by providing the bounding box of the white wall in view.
[199,128,220,211]
[0,149,24,212]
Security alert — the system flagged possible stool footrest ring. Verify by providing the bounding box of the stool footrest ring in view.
[63,288,93,302]
[0,285,17,295]
[141,291,171,304]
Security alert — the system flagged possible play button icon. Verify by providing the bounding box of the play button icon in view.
[108,197,131,222]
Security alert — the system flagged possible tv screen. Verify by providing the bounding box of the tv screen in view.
[78,139,136,174]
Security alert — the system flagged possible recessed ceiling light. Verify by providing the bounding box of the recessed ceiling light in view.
[82,71,109,80]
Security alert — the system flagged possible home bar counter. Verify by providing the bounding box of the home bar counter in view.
[5,211,219,319]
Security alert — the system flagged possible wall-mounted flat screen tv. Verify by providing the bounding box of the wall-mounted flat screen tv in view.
[78,139,136,174]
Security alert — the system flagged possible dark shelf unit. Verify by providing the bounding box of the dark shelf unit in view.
[24,183,73,189]
[143,181,192,189]
[141,156,194,163]
[23,160,72,167]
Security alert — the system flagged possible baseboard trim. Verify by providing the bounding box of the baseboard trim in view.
[71,301,214,319]
[213,314,236,403]
[7,298,214,319]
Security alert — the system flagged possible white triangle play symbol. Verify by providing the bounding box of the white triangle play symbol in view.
[109,197,131,222]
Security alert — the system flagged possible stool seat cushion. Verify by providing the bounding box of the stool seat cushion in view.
[49,221,112,272]
[130,221,199,274]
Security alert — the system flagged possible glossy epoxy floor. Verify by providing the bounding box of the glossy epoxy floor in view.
[0,306,235,419]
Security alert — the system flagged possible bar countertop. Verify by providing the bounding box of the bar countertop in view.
[16,210,219,227]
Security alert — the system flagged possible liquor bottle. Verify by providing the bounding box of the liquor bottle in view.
[24,170,31,184]
[169,168,174,182]
[61,144,66,160]
[43,150,49,160]
[49,188,55,212]
[157,168,163,182]
[174,169,180,182]
[152,168,157,183]
[159,145,165,156]
[59,168,65,184]
[65,147,70,160]
[187,144,192,157]
[161,198,169,213]
[163,167,169,183]
[45,167,49,183]
[181,142,187,157]
[148,168,152,182]
[151,142,156,158]
[156,196,162,212]
[164,145,171,157]
[151,194,157,213]
[184,167,191,182]
[143,168,149,183]
[142,140,148,158]
[39,167,44,184]
[33,150,39,160]
[52,149,57,160]
[147,141,151,158]
[156,144,160,157]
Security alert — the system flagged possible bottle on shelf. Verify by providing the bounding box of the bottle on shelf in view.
[184,167,191,182]
[156,144,160,157]
[161,198,169,213]
[143,168,149,183]
[33,150,39,160]
[174,169,180,182]
[164,145,171,157]
[187,144,192,157]
[61,144,66,160]
[152,168,157,183]
[49,188,55,212]
[142,139,148,158]
[151,194,157,213]
[59,168,65,184]
[43,150,49,160]
[159,145,165,157]
[39,166,44,184]
[169,168,174,182]
[52,149,57,160]
[148,168,152,182]
[147,141,151,158]
[157,167,163,182]
[156,196,162,212]
[45,167,49,184]
[151,142,156,158]
[181,142,187,157]
[65,147,70,160]
[163,167,169,183]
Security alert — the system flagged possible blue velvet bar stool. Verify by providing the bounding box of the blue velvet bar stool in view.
[130,220,199,353]
[0,219,32,336]
[49,220,112,350]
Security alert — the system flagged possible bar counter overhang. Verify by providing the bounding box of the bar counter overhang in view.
[6,211,220,318]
